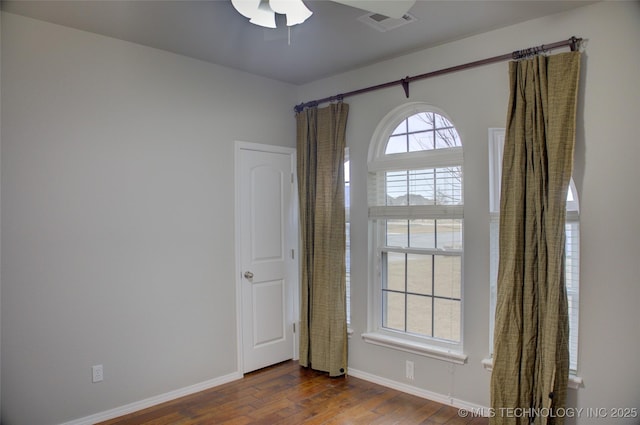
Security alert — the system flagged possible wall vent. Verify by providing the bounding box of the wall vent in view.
[357,12,417,32]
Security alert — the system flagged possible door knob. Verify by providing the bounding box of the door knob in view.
[244,271,254,279]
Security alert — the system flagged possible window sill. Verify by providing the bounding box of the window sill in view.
[361,332,467,365]
[481,358,583,390]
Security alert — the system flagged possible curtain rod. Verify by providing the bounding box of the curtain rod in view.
[294,36,581,113]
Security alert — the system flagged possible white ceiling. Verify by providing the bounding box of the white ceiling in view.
[2,0,596,85]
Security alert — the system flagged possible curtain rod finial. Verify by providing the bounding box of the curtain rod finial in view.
[570,36,581,52]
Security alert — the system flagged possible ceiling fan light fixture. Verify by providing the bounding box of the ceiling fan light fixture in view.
[231,0,312,28]
[270,0,313,26]
[230,0,261,19]
[250,1,277,28]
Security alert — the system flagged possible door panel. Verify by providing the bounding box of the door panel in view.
[250,166,284,262]
[252,280,285,346]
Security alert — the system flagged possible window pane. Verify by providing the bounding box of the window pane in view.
[391,120,407,135]
[567,185,575,202]
[434,255,461,299]
[408,112,434,132]
[386,169,448,206]
[345,156,350,325]
[386,135,407,154]
[407,253,432,295]
[386,220,408,247]
[435,128,461,148]
[436,219,462,249]
[407,295,432,336]
[386,113,460,155]
[345,181,350,209]
[409,219,435,249]
[344,160,350,183]
[435,167,462,205]
[383,291,405,331]
[386,171,407,205]
[565,220,579,371]
[434,113,453,129]
[568,292,579,370]
[409,132,434,151]
[433,298,460,341]
[408,169,435,205]
[345,222,350,323]
[565,221,580,291]
[384,252,405,291]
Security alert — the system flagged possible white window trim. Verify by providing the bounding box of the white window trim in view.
[369,147,463,172]
[362,332,468,364]
[364,103,466,362]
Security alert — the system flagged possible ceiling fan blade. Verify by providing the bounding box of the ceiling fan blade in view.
[329,0,416,19]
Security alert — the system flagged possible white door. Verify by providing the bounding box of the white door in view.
[236,142,297,373]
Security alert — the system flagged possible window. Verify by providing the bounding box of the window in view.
[364,104,465,359]
[488,128,580,372]
[345,151,351,325]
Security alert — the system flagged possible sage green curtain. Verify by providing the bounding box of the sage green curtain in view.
[490,52,581,425]
[296,103,349,377]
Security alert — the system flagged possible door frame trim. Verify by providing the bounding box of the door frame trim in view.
[234,141,299,375]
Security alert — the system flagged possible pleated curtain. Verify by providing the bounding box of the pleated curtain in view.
[490,52,581,425]
[296,103,349,377]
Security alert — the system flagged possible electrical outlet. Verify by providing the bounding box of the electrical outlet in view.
[405,360,414,380]
[92,364,104,383]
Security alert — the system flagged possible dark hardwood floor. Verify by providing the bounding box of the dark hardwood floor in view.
[97,360,489,425]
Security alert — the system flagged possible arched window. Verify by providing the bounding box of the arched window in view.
[364,104,465,358]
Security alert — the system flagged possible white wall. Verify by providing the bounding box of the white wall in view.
[1,13,296,425]
[2,2,639,425]
[298,2,640,423]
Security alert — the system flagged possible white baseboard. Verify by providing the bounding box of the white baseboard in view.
[59,371,243,425]
[61,366,487,424]
[347,367,489,415]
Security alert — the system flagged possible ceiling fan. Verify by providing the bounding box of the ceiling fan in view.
[230,0,417,28]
